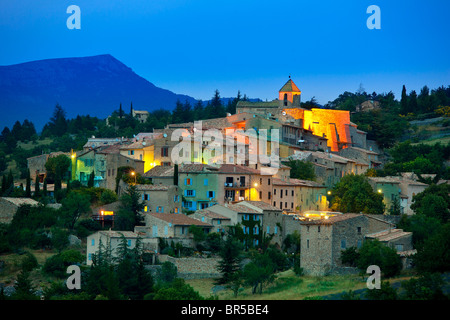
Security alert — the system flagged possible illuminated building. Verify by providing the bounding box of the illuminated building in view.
[236,78,364,152]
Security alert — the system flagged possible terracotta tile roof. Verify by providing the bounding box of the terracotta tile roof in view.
[240,201,281,211]
[179,163,218,173]
[366,228,412,242]
[136,184,169,191]
[279,79,301,93]
[143,166,174,177]
[300,213,363,225]
[99,230,140,238]
[272,178,325,188]
[195,208,231,220]
[1,197,39,207]
[225,203,262,214]
[149,213,213,227]
[217,164,260,174]
[236,100,280,108]
[96,144,123,154]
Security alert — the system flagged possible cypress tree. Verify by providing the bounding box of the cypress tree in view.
[25,169,31,197]
[88,171,95,188]
[400,85,408,114]
[1,174,6,195]
[34,173,40,198]
[43,178,48,197]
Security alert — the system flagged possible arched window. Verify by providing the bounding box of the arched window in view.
[284,93,288,106]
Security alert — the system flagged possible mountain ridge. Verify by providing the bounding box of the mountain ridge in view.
[0,54,199,131]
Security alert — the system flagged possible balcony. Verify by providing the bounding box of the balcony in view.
[224,182,250,189]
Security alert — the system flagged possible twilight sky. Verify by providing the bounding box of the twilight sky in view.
[1,0,449,105]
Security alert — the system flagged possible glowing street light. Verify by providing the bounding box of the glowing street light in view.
[378,189,382,194]
[130,171,136,184]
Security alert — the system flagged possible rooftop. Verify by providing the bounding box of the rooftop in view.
[366,228,412,242]
[149,213,213,227]
[195,208,231,220]
[279,79,301,93]
[135,184,169,191]
[240,201,281,211]
[0,197,39,207]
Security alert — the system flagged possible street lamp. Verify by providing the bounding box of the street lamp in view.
[131,171,136,184]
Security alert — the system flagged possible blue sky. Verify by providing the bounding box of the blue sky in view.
[1,0,449,105]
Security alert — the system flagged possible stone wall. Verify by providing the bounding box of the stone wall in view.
[157,254,221,279]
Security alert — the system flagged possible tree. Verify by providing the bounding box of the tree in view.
[215,235,243,285]
[400,85,408,114]
[45,154,71,184]
[157,261,178,286]
[408,90,418,114]
[285,159,316,181]
[153,278,203,300]
[365,281,398,300]
[414,223,450,273]
[243,252,276,294]
[330,174,385,215]
[25,169,31,198]
[34,173,40,198]
[115,184,145,231]
[356,239,402,278]
[12,270,38,300]
[87,171,95,188]
[401,273,448,300]
[411,184,450,223]
[61,192,92,229]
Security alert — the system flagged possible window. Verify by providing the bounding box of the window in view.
[274,226,278,234]
[91,239,95,246]
[161,147,169,157]
[357,240,362,248]
[217,220,221,225]
[280,189,283,198]
[185,190,195,197]
[164,226,168,236]
[144,206,148,212]
[268,179,271,185]
[259,191,262,200]
[174,207,179,213]
[285,202,287,208]
[144,194,149,201]
[88,253,92,261]
[274,189,277,195]
[127,240,132,247]
[204,179,208,186]
[174,195,179,202]
[207,191,215,198]
[260,178,262,185]
[273,201,276,207]
[267,226,270,234]
[268,192,271,200]
[318,226,321,233]
[341,239,346,249]
[253,226,259,235]
[291,202,294,209]
[185,178,192,185]
[357,227,362,235]
[307,239,310,249]
[291,190,294,196]
[285,190,288,196]
[395,244,404,251]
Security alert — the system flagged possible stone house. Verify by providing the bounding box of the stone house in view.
[271,177,328,213]
[239,201,284,248]
[142,212,213,243]
[368,177,402,214]
[86,230,141,266]
[135,184,181,214]
[339,146,381,169]
[0,197,39,224]
[75,144,144,190]
[299,213,402,276]
[206,203,264,248]
[27,152,71,183]
[193,208,232,234]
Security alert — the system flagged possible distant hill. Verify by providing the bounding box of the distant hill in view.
[0,54,198,131]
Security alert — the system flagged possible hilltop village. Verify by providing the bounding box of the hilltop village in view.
[3,78,441,287]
